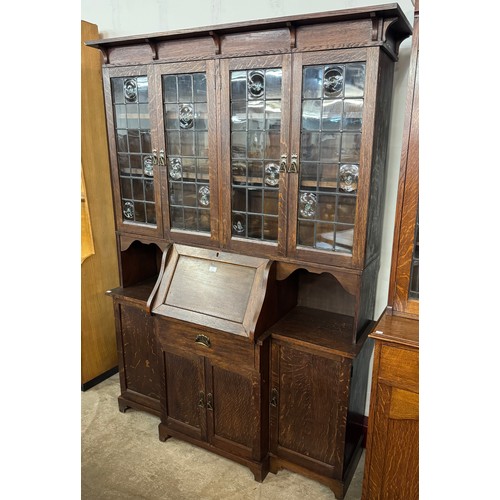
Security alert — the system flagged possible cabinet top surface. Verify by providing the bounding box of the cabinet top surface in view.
[268,306,373,358]
[85,3,411,48]
[369,311,419,347]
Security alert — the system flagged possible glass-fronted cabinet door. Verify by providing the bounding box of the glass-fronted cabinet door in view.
[220,55,292,257]
[103,66,163,238]
[154,61,219,247]
[287,49,372,269]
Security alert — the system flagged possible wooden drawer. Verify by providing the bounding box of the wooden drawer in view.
[378,344,418,390]
[155,317,255,371]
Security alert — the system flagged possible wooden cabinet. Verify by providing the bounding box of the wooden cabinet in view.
[269,307,373,499]
[156,318,269,480]
[362,2,419,498]
[89,5,411,272]
[148,244,289,480]
[362,315,419,500]
[85,4,412,498]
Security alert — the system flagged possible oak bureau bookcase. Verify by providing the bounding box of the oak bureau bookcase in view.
[86,4,411,498]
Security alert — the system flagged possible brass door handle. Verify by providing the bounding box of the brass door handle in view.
[279,154,288,173]
[288,153,298,173]
[159,149,166,166]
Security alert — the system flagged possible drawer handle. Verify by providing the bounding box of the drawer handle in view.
[195,334,211,348]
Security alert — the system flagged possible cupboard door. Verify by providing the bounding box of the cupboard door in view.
[154,61,220,246]
[163,349,207,441]
[270,342,350,478]
[103,66,163,238]
[287,49,374,268]
[220,55,292,257]
[117,303,161,411]
[206,362,257,461]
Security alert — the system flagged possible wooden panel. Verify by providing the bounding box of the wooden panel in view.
[156,37,214,61]
[120,304,160,400]
[364,50,395,265]
[155,318,255,371]
[151,244,273,338]
[379,344,418,390]
[389,387,419,420]
[389,10,419,318]
[81,21,120,385]
[364,383,419,500]
[210,365,255,455]
[220,28,290,55]
[166,255,256,323]
[163,350,206,440]
[107,44,153,65]
[295,19,373,51]
[272,343,349,475]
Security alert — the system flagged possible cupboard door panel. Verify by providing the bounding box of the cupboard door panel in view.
[271,343,349,476]
[119,304,160,401]
[103,66,163,238]
[208,363,256,460]
[163,350,206,440]
[220,55,292,257]
[155,60,220,246]
[287,48,383,269]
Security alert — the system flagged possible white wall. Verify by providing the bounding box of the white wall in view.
[81,0,415,413]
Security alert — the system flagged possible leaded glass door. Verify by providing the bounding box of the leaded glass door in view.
[154,61,219,246]
[220,55,291,257]
[103,66,163,238]
[287,49,372,268]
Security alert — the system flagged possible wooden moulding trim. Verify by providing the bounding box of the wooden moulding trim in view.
[118,234,170,252]
[85,4,410,49]
[275,262,359,297]
[146,244,172,313]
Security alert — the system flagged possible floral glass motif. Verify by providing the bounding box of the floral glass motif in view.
[143,156,154,177]
[339,164,358,192]
[163,72,210,233]
[230,68,282,241]
[198,185,210,206]
[112,75,156,225]
[298,62,366,254]
[123,201,134,219]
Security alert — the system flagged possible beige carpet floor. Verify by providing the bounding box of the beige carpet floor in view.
[82,373,365,499]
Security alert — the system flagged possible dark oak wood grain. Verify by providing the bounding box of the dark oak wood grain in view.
[112,301,161,416]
